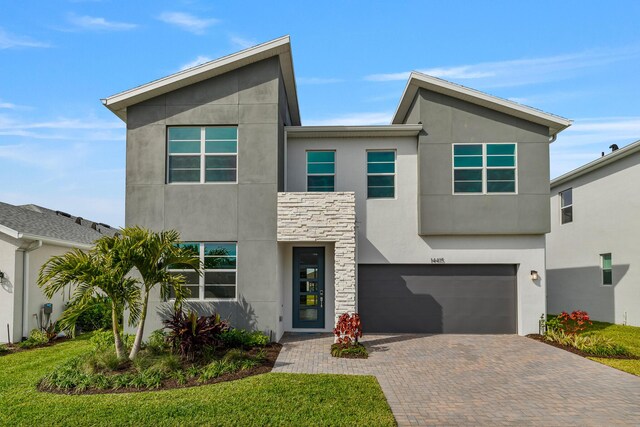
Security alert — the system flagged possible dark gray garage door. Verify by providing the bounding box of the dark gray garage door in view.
[358,264,517,334]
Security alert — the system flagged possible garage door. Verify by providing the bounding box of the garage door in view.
[358,264,517,334]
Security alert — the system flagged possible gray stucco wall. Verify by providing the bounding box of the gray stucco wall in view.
[547,153,640,326]
[404,88,552,235]
[125,57,288,336]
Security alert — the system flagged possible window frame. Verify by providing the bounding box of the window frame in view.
[366,149,396,199]
[168,242,238,301]
[452,143,518,195]
[166,126,238,185]
[560,188,573,224]
[306,150,336,192]
[601,253,613,286]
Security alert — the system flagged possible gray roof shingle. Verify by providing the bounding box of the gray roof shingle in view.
[0,202,118,245]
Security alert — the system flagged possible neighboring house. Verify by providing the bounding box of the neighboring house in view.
[547,140,640,326]
[103,36,571,340]
[0,202,116,343]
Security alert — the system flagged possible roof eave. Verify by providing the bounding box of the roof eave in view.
[103,35,301,125]
[392,72,572,137]
[286,124,423,138]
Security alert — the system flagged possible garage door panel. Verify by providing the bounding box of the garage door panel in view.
[358,264,517,334]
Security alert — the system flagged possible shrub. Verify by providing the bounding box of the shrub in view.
[331,343,368,359]
[220,329,270,348]
[545,316,562,333]
[18,329,50,348]
[90,330,135,352]
[72,295,113,332]
[83,349,128,374]
[0,344,8,354]
[146,329,169,354]
[558,310,592,335]
[333,313,363,345]
[545,329,631,357]
[164,309,229,360]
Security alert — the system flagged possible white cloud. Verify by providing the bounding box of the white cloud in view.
[66,14,137,31]
[229,36,256,49]
[298,77,344,85]
[365,46,640,88]
[0,28,50,49]
[305,112,392,126]
[0,100,19,109]
[158,12,219,35]
[0,113,124,140]
[179,55,212,71]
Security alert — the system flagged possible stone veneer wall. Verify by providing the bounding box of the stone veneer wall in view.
[277,192,357,322]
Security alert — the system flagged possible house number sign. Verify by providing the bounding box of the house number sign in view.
[431,257,445,264]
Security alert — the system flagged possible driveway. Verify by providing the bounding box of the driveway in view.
[273,333,640,426]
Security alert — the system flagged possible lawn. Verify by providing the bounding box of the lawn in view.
[0,336,395,427]
[581,320,640,376]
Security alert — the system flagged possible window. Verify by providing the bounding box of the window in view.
[453,143,516,194]
[168,242,237,300]
[367,150,395,198]
[167,127,237,183]
[307,151,335,191]
[601,253,612,285]
[560,188,573,224]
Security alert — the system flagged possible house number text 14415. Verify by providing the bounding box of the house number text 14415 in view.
[431,257,445,264]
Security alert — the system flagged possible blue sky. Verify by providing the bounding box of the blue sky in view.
[1,1,639,227]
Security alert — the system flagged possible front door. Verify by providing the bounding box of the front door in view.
[293,247,325,328]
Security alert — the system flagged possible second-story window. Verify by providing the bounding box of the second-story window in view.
[453,143,516,194]
[307,151,335,192]
[167,126,237,183]
[367,150,395,198]
[601,253,612,285]
[560,188,573,224]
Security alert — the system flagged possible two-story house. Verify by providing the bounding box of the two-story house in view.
[103,36,571,340]
[547,140,640,327]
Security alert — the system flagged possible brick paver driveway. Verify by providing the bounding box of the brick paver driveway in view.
[273,333,640,426]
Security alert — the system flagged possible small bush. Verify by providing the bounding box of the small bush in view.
[331,343,368,359]
[333,313,363,345]
[558,310,592,335]
[164,309,229,360]
[83,350,128,373]
[18,329,50,348]
[73,296,113,332]
[90,330,135,352]
[545,329,631,357]
[0,344,9,354]
[220,329,270,348]
[146,330,169,354]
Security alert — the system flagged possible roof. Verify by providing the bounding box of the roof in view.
[551,139,640,188]
[0,202,116,247]
[286,124,423,138]
[392,72,572,136]
[102,36,300,125]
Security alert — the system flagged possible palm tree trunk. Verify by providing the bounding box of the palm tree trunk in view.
[129,287,149,360]
[111,302,124,359]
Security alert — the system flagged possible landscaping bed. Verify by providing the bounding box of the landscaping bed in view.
[526,334,639,360]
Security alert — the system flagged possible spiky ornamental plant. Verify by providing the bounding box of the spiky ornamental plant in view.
[119,226,201,360]
[37,235,141,359]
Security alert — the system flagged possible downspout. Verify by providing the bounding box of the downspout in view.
[22,240,42,340]
[549,134,557,143]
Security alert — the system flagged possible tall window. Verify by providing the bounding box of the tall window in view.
[168,242,237,300]
[453,143,516,194]
[560,188,573,224]
[167,127,237,183]
[307,151,335,192]
[367,150,395,198]
[601,253,612,285]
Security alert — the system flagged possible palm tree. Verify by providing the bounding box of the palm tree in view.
[120,226,201,360]
[37,235,141,359]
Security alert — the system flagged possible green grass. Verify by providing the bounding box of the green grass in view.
[0,336,395,427]
[580,320,640,376]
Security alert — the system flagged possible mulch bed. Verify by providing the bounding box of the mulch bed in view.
[39,343,282,395]
[1,337,70,357]
[526,334,640,360]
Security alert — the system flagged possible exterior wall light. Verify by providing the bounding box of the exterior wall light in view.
[0,271,4,279]
[530,270,539,280]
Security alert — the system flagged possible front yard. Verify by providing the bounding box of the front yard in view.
[584,320,640,376]
[0,336,395,426]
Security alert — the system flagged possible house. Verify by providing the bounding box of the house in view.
[103,36,571,340]
[547,140,640,326]
[0,202,117,343]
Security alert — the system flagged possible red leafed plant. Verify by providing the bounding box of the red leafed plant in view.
[333,313,362,345]
[558,310,592,335]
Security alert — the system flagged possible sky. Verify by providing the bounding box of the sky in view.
[1,1,639,227]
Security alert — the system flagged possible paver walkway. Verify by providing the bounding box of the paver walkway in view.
[273,333,640,426]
